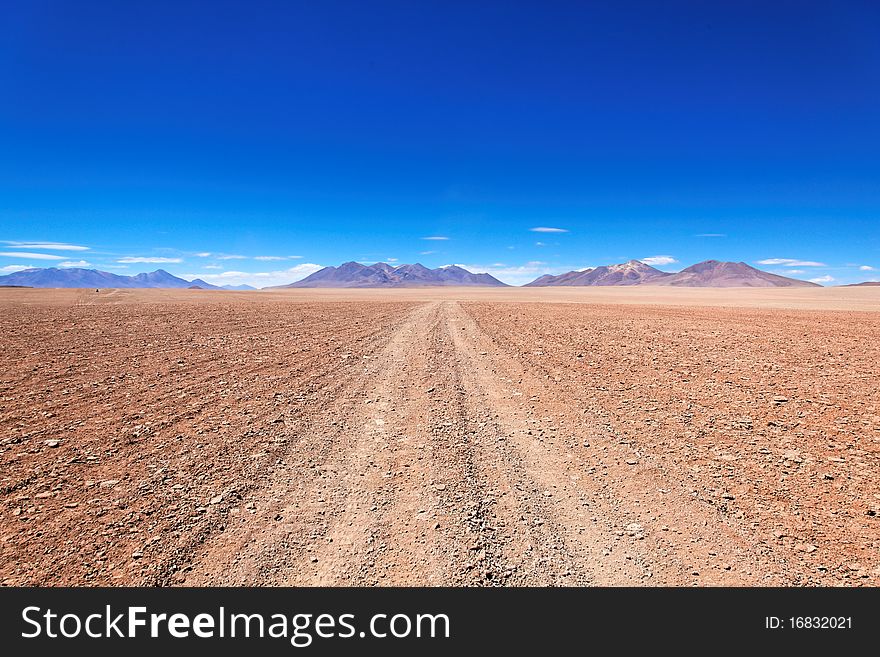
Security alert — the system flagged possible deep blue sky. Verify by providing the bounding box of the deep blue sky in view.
[1,0,879,286]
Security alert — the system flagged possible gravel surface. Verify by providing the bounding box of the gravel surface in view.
[1,290,877,586]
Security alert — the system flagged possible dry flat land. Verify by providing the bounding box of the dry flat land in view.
[1,286,878,586]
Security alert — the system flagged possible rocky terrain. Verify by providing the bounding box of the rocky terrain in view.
[0,288,877,586]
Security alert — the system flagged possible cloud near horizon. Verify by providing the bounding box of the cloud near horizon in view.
[421,236,449,241]
[809,275,835,284]
[0,251,65,260]
[0,264,30,273]
[117,256,183,264]
[454,261,574,286]
[529,227,568,233]
[859,265,875,271]
[641,255,678,266]
[184,263,323,288]
[757,258,826,267]
[60,260,91,268]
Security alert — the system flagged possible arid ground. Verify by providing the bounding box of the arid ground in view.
[1,286,878,586]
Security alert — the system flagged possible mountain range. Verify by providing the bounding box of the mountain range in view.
[0,260,838,289]
[526,260,819,288]
[273,262,508,288]
[0,267,224,289]
[525,260,669,286]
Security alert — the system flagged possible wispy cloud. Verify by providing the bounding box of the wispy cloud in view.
[194,252,212,257]
[529,227,568,233]
[784,269,806,274]
[0,264,30,273]
[254,256,286,261]
[641,255,678,266]
[204,264,223,270]
[183,264,323,289]
[535,241,546,247]
[117,256,183,264]
[0,251,65,260]
[217,254,247,260]
[421,236,450,241]
[809,275,834,284]
[419,250,437,255]
[288,255,303,259]
[859,265,875,271]
[757,258,826,267]
[59,260,91,268]
[1,241,89,251]
[385,258,398,263]
[695,233,726,238]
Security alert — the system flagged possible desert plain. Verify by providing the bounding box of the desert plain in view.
[1,285,878,586]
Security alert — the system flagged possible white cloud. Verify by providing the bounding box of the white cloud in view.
[859,265,875,271]
[182,263,324,289]
[60,260,91,268]
[809,275,835,284]
[385,258,398,263]
[695,233,726,238]
[204,264,223,270]
[535,241,546,247]
[784,269,806,274]
[0,264,30,273]
[419,250,437,255]
[641,255,678,266]
[530,227,568,233]
[288,255,303,259]
[453,262,575,286]
[195,252,212,257]
[421,236,450,241]
[757,258,826,267]
[217,254,247,260]
[254,256,286,261]
[117,256,183,264]
[103,264,128,269]
[1,241,89,251]
[0,251,65,260]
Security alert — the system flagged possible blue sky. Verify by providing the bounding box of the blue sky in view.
[1,0,879,286]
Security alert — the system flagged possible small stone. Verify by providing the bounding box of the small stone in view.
[210,494,223,505]
[35,492,53,499]
[625,459,639,465]
[432,483,446,491]
[131,551,143,559]
[45,440,61,448]
[100,479,120,488]
[310,557,318,563]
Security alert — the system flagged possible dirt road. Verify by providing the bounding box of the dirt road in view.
[2,293,878,586]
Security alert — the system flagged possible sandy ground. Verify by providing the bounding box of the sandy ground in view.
[1,287,878,586]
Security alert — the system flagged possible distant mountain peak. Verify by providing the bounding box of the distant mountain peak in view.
[273,262,507,288]
[0,267,222,289]
[525,259,818,288]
